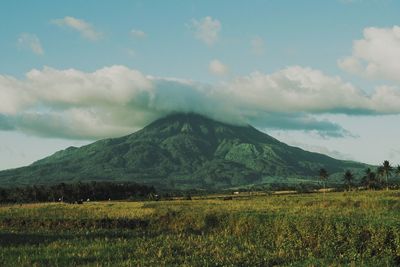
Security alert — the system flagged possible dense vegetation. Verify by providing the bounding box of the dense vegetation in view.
[317,160,400,192]
[0,113,366,189]
[0,182,155,203]
[0,190,399,266]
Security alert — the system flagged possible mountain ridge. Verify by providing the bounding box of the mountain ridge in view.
[0,113,366,189]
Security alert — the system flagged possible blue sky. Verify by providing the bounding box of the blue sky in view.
[1,0,400,170]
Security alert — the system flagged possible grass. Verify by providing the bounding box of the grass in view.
[0,190,399,266]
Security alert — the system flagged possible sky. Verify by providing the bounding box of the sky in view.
[1,0,400,170]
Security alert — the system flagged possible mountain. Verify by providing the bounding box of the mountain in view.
[0,113,366,189]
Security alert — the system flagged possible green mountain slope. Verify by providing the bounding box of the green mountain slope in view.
[0,113,366,189]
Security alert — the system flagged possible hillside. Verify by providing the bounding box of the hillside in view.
[0,113,366,189]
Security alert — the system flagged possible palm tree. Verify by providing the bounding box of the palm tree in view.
[382,160,393,191]
[396,165,400,187]
[361,168,376,190]
[343,170,354,191]
[376,166,384,187]
[365,167,372,177]
[319,168,329,196]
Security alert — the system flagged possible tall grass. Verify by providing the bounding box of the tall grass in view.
[0,190,399,266]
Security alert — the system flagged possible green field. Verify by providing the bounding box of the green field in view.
[1,191,399,266]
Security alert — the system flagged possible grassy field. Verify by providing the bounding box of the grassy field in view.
[0,190,399,266]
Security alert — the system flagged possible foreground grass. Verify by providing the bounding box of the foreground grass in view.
[0,191,399,266]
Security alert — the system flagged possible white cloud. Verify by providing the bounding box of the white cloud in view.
[225,66,370,114]
[17,33,44,55]
[337,56,363,75]
[52,16,102,41]
[1,65,400,139]
[339,26,400,82]
[209,59,228,76]
[130,29,146,39]
[251,36,265,55]
[370,85,400,113]
[0,75,35,114]
[24,66,152,107]
[189,16,221,46]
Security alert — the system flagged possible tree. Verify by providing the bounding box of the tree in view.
[396,165,400,177]
[343,170,354,191]
[361,168,377,190]
[376,166,384,186]
[319,168,329,197]
[382,160,393,191]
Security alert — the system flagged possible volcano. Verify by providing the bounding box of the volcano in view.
[0,113,365,189]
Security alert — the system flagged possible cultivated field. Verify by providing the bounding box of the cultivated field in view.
[0,191,399,266]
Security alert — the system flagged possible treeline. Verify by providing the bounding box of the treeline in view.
[319,160,400,191]
[0,181,156,204]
